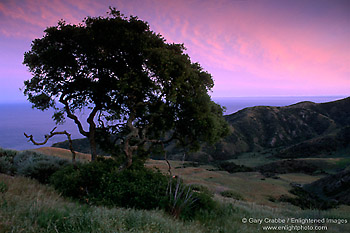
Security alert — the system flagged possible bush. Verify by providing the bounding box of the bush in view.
[190,184,213,197]
[50,159,217,220]
[0,157,15,175]
[0,148,17,158]
[278,187,339,210]
[220,190,244,200]
[217,161,253,173]
[50,159,169,209]
[0,148,17,175]
[50,158,119,200]
[187,190,216,218]
[101,167,169,209]
[0,148,71,183]
[169,182,216,220]
[13,151,71,183]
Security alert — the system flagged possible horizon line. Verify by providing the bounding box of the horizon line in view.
[1,95,348,104]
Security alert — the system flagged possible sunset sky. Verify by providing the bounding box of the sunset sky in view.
[0,0,349,103]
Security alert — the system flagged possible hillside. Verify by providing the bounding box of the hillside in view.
[304,168,350,205]
[2,146,350,233]
[195,97,350,161]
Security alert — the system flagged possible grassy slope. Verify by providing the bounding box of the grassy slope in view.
[13,147,348,232]
[1,172,350,233]
[31,147,91,162]
[0,174,204,233]
[32,147,348,207]
[146,159,322,207]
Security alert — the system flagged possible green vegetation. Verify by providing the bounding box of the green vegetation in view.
[1,147,350,232]
[217,161,253,173]
[184,97,350,162]
[23,7,228,166]
[255,159,323,177]
[220,190,245,201]
[0,174,204,233]
[50,158,216,220]
[1,172,350,233]
[279,187,339,210]
[6,3,350,231]
[0,148,71,183]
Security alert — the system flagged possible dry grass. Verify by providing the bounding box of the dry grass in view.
[146,159,294,207]
[30,147,91,162]
[278,173,325,184]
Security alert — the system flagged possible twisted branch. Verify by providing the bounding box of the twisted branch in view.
[24,127,76,163]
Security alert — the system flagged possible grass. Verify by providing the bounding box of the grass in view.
[26,147,350,207]
[31,147,91,162]
[278,173,325,184]
[220,190,245,200]
[227,151,278,167]
[293,157,350,174]
[2,173,349,233]
[0,174,204,233]
[4,147,349,232]
[227,150,350,175]
[146,159,296,206]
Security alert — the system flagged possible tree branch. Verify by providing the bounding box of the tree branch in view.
[24,127,76,163]
[59,95,88,137]
[87,106,99,130]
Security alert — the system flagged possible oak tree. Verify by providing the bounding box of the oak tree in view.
[23,8,228,167]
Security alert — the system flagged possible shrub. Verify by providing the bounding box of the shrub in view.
[190,184,213,197]
[50,158,119,200]
[217,161,253,173]
[0,157,15,175]
[188,190,216,218]
[0,148,17,175]
[101,167,169,209]
[278,187,339,210]
[13,151,71,183]
[166,178,196,219]
[220,190,244,200]
[50,159,217,220]
[0,148,17,158]
[50,159,169,209]
[173,182,216,220]
[0,149,71,182]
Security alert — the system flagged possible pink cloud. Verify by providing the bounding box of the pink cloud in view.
[1,0,349,99]
[162,0,350,96]
[0,0,107,39]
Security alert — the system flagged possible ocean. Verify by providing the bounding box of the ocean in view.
[0,96,346,151]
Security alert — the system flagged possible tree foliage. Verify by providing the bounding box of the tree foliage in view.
[23,8,228,166]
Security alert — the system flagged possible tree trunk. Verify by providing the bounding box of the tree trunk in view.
[122,135,133,168]
[89,133,98,161]
[87,106,99,161]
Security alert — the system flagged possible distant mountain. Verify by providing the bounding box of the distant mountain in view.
[193,97,350,161]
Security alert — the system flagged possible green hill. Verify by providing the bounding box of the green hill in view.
[197,97,350,161]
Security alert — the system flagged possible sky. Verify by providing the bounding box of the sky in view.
[0,0,349,103]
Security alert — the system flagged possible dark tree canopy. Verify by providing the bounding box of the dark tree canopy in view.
[23,8,228,167]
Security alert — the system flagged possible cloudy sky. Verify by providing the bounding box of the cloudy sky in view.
[0,0,349,102]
